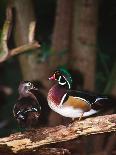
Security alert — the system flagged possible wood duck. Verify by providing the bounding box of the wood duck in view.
[13,81,41,128]
[47,68,112,120]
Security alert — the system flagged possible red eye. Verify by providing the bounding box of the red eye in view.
[55,71,60,79]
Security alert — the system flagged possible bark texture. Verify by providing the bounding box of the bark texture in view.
[71,0,99,91]
[14,0,36,79]
[50,0,73,68]
[0,114,115,154]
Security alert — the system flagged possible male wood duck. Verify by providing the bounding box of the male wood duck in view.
[13,81,41,128]
[47,68,112,120]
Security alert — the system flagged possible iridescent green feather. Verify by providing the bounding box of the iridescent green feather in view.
[57,67,72,87]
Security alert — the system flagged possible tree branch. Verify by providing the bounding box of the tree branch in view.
[9,41,39,57]
[0,6,40,63]
[28,21,36,43]
[0,114,115,154]
[0,20,10,62]
[35,148,71,155]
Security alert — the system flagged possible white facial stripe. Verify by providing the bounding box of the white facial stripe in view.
[58,76,61,82]
[58,76,71,89]
[59,81,67,85]
[58,76,66,85]
[63,76,71,89]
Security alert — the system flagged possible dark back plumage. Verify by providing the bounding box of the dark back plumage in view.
[13,97,41,128]
[66,90,114,111]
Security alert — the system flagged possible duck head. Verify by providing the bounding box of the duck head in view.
[18,81,38,97]
[49,68,72,89]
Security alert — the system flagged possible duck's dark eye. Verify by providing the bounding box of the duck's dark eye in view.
[27,82,32,86]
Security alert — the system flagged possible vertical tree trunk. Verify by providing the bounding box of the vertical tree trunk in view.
[50,0,73,69]
[14,0,50,93]
[70,0,99,91]
[14,0,35,79]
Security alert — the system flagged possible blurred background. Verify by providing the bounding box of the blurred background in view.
[0,0,116,154]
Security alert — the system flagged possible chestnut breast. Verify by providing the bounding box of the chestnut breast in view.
[48,84,66,106]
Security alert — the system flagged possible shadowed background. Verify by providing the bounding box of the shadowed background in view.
[0,0,116,154]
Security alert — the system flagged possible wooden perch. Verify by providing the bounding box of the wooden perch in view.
[0,7,40,63]
[32,148,71,155]
[0,114,115,154]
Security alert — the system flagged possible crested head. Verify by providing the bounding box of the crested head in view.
[49,67,72,89]
[18,81,38,97]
